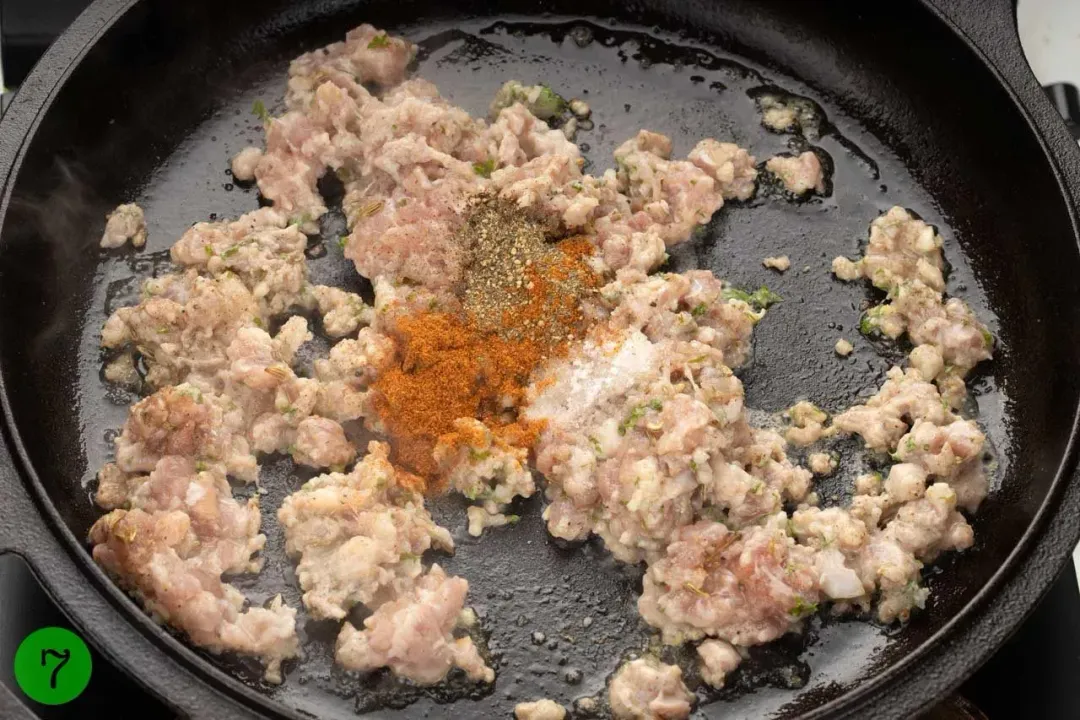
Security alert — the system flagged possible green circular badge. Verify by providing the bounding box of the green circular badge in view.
[13,627,92,705]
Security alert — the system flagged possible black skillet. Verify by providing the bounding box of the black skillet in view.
[1,0,1079,718]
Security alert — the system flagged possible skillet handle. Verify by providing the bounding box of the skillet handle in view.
[924,0,1080,150]
[930,0,1080,140]
[0,439,262,720]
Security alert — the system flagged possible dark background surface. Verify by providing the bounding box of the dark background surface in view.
[0,1,1078,718]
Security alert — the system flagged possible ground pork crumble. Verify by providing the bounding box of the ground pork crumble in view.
[91,21,996,709]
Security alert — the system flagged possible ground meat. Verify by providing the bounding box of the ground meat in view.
[313,327,396,422]
[231,147,263,182]
[335,564,494,684]
[292,416,356,469]
[100,203,147,249]
[278,441,453,621]
[95,463,142,511]
[216,323,357,470]
[465,506,516,536]
[273,316,312,366]
[250,112,334,232]
[855,483,974,622]
[831,366,955,452]
[757,94,821,135]
[170,207,312,317]
[833,207,992,401]
[101,270,261,389]
[286,24,417,111]
[784,401,827,447]
[90,508,298,683]
[836,206,946,293]
[813,361,986,621]
[514,698,567,720]
[696,639,742,688]
[486,131,751,277]
[808,452,837,475]
[488,103,582,165]
[608,658,694,720]
[893,418,988,512]
[707,426,813,528]
[765,151,826,195]
[614,131,724,245]
[855,471,883,496]
[835,338,854,356]
[528,332,737,561]
[687,138,758,201]
[103,352,141,387]
[110,384,257,481]
[597,270,757,368]
[831,256,861,281]
[124,457,265,573]
[638,517,820,645]
[434,418,535,533]
[311,285,375,338]
[762,255,790,272]
[527,269,806,562]
[789,506,869,601]
[345,175,480,289]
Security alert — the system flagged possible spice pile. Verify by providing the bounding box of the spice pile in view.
[461,198,597,349]
[371,197,598,480]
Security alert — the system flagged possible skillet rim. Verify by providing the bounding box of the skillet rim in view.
[0,1,1077,718]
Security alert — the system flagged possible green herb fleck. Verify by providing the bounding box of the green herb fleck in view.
[588,436,604,457]
[618,405,648,435]
[722,285,782,310]
[859,313,878,336]
[981,327,993,348]
[468,448,491,462]
[337,236,348,250]
[505,514,521,525]
[252,99,270,123]
[789,596,818,619]
[648,399,664,411]
[533,85,567,118]
[472,158,496,178]
[367,33,390,49]
[221,244,241,258]
[195,461,208,472]
[203,244,215,258]
[691,303,708,317]
[749,286,782,308]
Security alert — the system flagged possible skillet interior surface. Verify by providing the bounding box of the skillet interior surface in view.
[1,0,1079,718]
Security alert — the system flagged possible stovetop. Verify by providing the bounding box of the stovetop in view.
[1,1,1078,718]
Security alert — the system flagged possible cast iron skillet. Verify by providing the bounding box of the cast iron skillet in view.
[1,0,1079,718]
